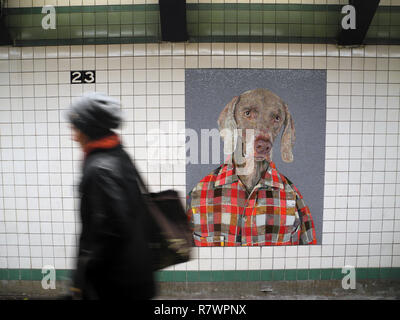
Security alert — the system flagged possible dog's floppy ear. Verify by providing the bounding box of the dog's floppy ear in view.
[281,103,296,163]
[218,96,239,154]
[218,96,239,132]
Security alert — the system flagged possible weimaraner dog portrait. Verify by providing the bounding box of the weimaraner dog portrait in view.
[187,88,316,247]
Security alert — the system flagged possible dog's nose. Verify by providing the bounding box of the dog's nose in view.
[254,137,272,159]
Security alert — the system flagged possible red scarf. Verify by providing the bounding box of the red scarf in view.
[83,133,121,157]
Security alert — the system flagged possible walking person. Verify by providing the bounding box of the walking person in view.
[67,92,155,300]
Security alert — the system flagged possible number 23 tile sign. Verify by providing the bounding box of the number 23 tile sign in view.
[70,71,96,84]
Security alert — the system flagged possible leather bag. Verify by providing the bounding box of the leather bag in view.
[132,166,193,271]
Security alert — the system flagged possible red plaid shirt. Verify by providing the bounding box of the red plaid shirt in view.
[186,161,316,246]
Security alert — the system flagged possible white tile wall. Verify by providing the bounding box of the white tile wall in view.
[0,43,399,272]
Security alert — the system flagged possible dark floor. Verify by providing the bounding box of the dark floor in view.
[1,279,399,300]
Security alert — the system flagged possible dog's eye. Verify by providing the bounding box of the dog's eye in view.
[244,110,251,117]
[274,115,281,122]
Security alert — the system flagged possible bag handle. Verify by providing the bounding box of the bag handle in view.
[119,149,150,196]
[119,150,192,247]
[129,162,150,195]
[125,158,179,238]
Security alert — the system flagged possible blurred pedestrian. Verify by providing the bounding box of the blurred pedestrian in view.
[67,92,155,300]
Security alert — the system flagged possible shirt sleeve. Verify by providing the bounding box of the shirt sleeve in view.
[290,183,317,245]
[186,191,194,232]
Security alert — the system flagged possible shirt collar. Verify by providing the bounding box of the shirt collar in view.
[214,159,285,190]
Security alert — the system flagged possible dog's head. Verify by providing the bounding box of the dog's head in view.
[218,88,295,163]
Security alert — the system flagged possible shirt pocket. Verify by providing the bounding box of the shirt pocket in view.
[190,206,205,234]
[254,190,298,231]
[193,233,225,247]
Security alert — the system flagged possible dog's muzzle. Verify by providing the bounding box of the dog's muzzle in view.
[254,136,272,159]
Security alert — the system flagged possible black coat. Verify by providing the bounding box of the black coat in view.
[73,144,155,300]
